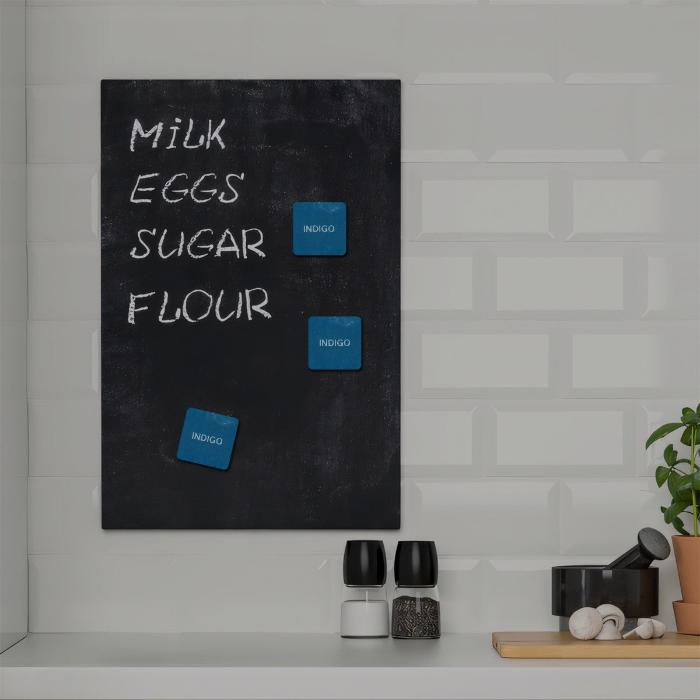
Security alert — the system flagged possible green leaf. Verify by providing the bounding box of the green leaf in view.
[646,423,684,449]
[664,444,678,467]
[664,500,688,523]
[694,470,700,489]
[682,408,700,426]
[672,517,690,536]
[668,471,682,497]
[656,466,671,487]
[676,473,695,496]
[681,426,695,446]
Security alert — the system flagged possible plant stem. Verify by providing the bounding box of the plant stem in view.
[691,425,698,537]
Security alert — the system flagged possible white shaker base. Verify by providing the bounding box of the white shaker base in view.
[340,600,389,638]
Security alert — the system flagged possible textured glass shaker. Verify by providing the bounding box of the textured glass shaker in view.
[391,540,440,639]
[340,540,389,638]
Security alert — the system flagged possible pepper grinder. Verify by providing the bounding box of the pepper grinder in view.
[340,540,389,638]
[391,540,440,639]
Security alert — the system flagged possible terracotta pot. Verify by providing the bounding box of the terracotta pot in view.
[673,601,700,635]
[673,535,700,603]
[673,535,700,635]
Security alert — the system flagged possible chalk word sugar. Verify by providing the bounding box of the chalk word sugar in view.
[130,227,265,260]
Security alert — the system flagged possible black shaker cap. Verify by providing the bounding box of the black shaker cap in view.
[343,540,387,587]
[394,540,438,587]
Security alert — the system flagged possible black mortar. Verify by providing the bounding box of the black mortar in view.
[552,565,659,632]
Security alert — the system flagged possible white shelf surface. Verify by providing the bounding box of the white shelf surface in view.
[0,633,698,699]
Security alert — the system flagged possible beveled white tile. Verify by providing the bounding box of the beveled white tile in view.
[403,86,480,162]
[560,478,663,556]
[29,244,100,321]
[496,409,624,467]
[0,164,26,246]
[29,321,98,398]
[573,179,662,236]
[497,257,623,311]
[0,468,27,646]
[28,85,99,164]
[401,4,554,84]
[0,321,27,400]
[422,333,549,389]
[438,558,485,633]
[0,242,27,321]
[568,166,698,242]
[483,86,630,162]
[0,0,25,169]
[28,165,97,242]
[484,559,557,631]
[0,398,28,479]
[421,179,549,235]
[644,245,699,319]
[407,478,559,555]
[634,86,698,162]
[402,257,472,311]
[572,329,697,393]
[28,5,105,84]
[558,4,697,86]
[29,399,100,476]
[402,410,473,466]
[404,164,555,242]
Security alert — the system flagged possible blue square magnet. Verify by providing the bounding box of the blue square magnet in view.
[293,202,346,256]
[176,408,239,471]
[308,316,362,370]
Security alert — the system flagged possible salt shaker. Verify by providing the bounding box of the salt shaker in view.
[340,540,389,638]
[391,540,440,639]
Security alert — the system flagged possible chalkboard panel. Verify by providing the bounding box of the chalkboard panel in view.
[101,80,400,529]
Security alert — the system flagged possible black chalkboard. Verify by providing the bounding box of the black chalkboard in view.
[101,80,400,529]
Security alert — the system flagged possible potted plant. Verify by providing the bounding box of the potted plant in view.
[646,406,700,634]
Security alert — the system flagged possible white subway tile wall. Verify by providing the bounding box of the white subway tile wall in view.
[0,0,28,651]
[401,410,473,467]
[420,179,549,235]
[402,257,473,311]
[496,257,624,312]
[26,0,698,635]
[422,332,550,390]
[496,410,624,468]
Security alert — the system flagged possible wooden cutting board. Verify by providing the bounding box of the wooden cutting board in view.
[492,631,700,659]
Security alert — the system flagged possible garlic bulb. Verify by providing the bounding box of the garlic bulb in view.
[623,618,666,640]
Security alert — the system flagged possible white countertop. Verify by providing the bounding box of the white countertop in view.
[0,633,698,700]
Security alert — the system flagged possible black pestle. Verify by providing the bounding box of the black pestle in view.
[607,527,671,569]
